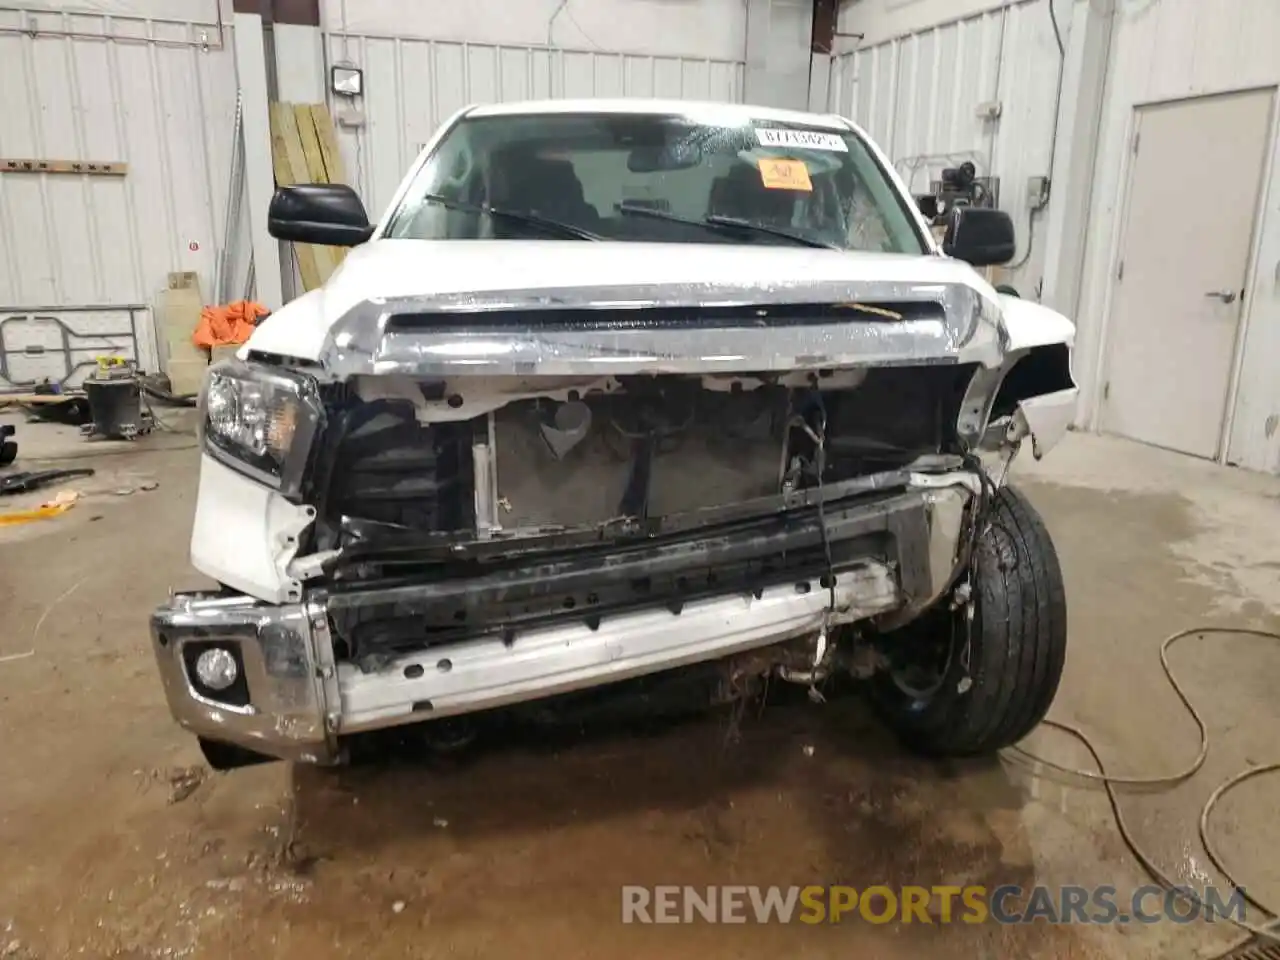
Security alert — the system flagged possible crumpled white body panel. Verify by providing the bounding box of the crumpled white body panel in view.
[190,455,313,602]
[998,293,1077,351]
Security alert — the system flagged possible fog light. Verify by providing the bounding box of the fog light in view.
[195,648,238,691]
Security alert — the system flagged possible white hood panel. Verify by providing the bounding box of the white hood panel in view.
[245,240,1007,363]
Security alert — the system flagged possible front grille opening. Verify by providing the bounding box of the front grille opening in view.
[384,300,947,332]
[311,365,974,550]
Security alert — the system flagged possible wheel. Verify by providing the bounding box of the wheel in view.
[873,485,1067,757]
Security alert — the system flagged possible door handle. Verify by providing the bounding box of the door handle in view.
[1205,290,1238,304]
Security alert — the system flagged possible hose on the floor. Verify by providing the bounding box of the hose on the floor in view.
[140,381,198,408]
[1006,626,1280,946]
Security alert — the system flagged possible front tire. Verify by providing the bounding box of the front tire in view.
[874,485,1067,757]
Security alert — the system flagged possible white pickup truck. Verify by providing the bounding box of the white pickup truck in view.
[150,99,1078,769]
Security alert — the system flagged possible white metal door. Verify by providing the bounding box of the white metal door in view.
[1100,88,1274,459]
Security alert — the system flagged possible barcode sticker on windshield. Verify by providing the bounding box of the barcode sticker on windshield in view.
[755,128,848,152]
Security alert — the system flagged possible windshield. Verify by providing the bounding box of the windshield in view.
[384,112,927,254]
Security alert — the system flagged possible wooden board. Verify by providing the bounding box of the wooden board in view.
[268,102,323,291]
[293,104,329,182]
[292,106,343,279]
[268,103,295,187]
[268,102,352,291]
[310,105,347,184]
[311,105,350,272]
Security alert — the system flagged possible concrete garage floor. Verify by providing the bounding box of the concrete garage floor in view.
[1,414,1278,960]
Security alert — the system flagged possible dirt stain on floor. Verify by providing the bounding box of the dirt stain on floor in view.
[69,700,1106,960]
[1,445,1272,960]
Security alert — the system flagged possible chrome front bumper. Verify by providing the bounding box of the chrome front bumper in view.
[150,598,335,763]
[151,484,973,765]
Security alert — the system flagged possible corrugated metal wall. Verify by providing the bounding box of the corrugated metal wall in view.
[324,33,746,217]
[0,6,241,308]
[1072,0,1280,473]
[823,0,1066,292]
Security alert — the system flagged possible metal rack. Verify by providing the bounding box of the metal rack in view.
[0,304,145,390]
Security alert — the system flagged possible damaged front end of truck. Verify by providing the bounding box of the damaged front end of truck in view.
[150,273,1077,769]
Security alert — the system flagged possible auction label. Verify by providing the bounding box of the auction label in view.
[758,158,812,191]
[755,128,848,152]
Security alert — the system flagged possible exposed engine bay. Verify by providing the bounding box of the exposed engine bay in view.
[314,365,976,546]
[300,365,984,671]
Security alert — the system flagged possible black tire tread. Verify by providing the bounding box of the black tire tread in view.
[877,485,1067,757]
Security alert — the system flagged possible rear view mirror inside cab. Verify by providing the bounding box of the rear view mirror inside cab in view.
[627,142,703,173]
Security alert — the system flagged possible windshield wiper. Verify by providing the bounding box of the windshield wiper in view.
[704,214,839,251]
[419,193,603,241]
[618,204,838,250]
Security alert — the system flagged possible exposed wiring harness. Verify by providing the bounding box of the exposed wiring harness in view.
[940,449,997,602]
[773,395,837,690]
[795,393,836,614]
[813,409,836,615]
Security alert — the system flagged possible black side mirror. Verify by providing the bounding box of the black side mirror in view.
[268,184,374,247]
[942,207,1016,266]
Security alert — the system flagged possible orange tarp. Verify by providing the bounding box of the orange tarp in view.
[192,300,269,350]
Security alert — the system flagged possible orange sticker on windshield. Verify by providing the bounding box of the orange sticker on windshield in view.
[758,158,812,191]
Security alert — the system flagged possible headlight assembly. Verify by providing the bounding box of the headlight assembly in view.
[200,359,322,496]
